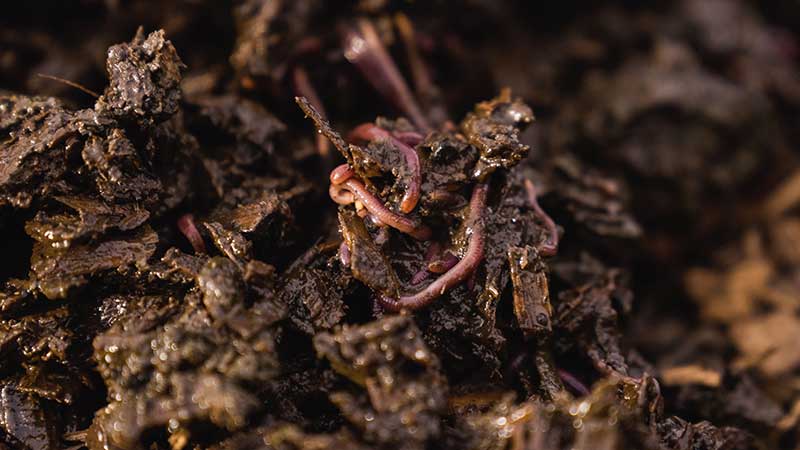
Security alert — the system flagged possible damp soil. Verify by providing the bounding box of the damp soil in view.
[1,1,800,450]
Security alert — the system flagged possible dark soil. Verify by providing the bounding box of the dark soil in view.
[1,1,799,449]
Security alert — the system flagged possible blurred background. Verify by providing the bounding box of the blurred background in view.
[2,0,800,448]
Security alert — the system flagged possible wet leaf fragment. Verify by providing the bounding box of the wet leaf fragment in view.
[24,195,149,251]
[454,377,661,450]
[314,316,446,450]
[192,94,286,153]
[554,269,633,377]
[94,28,185,125]
[280,245,348,334]
[508,246,553,336]
[461,88,533,180]
[80,130,162,204]
[90,264,283,450]
[0,381,59,450]
[0,306,73,364]
[0,95,80,208]
[209,423,369,450]
[338,208,400,298]
[30,227,158,300]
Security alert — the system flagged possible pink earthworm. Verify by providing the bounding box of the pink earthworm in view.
[340,178,431,240]
[524,179,559,256]
[177,214,206,254]
[330,164,355,185]
[558,368,590,396]
[365,213,386,228]
[356,207,386,228]
[428,251,460,274]
[428,190,467,209]
[358,207,387,229]
[425,241,443,261]
[329,184,355,205]
[349,124,424,147]
[410,242,443,285]
[349,123,421,214]
[371,295,385,319]
[342,19,431,133]
[378,183,488,312]
[391,130,425,147]
[410,268,432,286]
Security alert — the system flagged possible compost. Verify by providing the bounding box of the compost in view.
[1,1,800,449]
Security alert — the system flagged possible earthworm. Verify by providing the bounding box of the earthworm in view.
[329,184,355,205]
[428,251,460,273]
[558,368,590,396]
[428,190,467,209]
[356,207,386,228]
[177,214,206,254]
[410,242,442,285]
[378,183,487,311]
[349,123,421,213]
[410,268,432,286]
[330,164,355,185]
[425,241,443,261]
[342,19,431,132]
[524,179,559,256]
[391,130,425,147]
[364,212,386,228]
[339,178,431,240]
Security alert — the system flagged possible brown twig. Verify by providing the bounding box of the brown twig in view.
[292,66,331,157]
[36,73,99,98]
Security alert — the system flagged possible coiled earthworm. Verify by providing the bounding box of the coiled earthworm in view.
[378,183,487,311]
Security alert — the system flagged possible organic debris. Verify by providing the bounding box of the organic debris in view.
[2,2,800,450]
